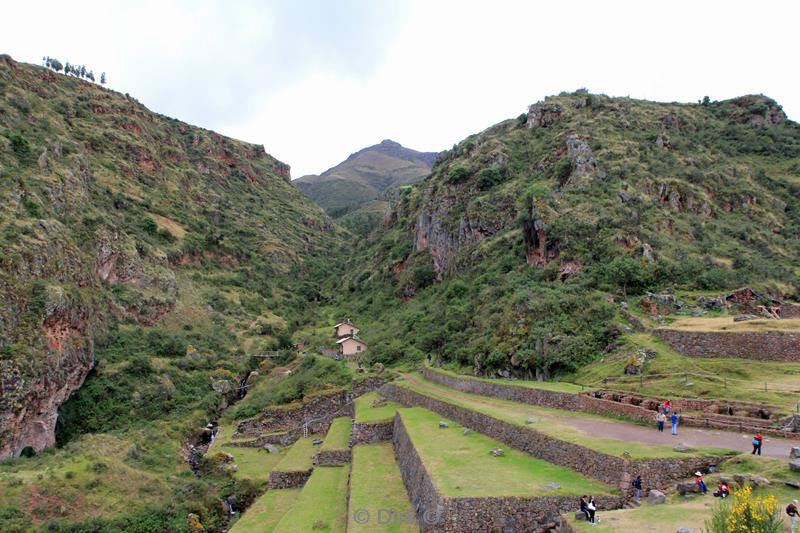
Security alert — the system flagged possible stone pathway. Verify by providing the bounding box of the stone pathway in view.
[402,374,800,459]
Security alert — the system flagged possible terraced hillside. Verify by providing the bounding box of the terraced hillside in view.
[329,90,800,379]
[294,139,436,235]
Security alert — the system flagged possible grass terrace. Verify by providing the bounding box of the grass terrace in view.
[228,488,301,533]
[662,316,800,332]
[398,407,617,498]
[321,417,353,451]
[348,443,417,533]
[427,365,584,394]
[273,466,350,533]
[214,423,286,483]
[354,391,403,423]
[398,374,732,459]
[272,437,315,472]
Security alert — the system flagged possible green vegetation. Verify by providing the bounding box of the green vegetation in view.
[354,391,402,423]
[428,365,584,393]
[320,417,352,451]
[399,374,731,459]
[348,443,417,533]
[399,407,616,497]
[215,423,285,483]
[273,438,315,472]
[273,466,350,533]
[229,488,301,533]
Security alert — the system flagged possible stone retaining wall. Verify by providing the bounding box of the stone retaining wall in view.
[315,449,352,466]
[654,329,800,361]
[423,368,796,438]
[392,414,584,532]
[267,468,312,489]
[383,383,724,493]
[235,377,385,437]
[780,304,800,319]
[351,420,394,445]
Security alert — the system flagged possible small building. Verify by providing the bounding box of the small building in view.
[334,320,359,339]
[337,336,367,358]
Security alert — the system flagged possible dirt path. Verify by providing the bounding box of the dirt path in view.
[402,374,800,459]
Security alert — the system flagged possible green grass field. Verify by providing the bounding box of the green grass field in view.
[399,374,730,459]
[273,466,350,533]
[273,438,315,472]
[214,423,286,483]
[348,443,418,532]
[354,391,403,423]
[399,407,616,498]
[321,417,352,451]
[228,488,301,533]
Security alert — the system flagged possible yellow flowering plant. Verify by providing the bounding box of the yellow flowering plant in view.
[706,485,784,533]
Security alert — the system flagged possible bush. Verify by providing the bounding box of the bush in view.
[138,216,158,235]
[413,265,436,289]
[9,133,32,160]
[476,167,505,190]
[446,166,470,184]
[705,485,782,533]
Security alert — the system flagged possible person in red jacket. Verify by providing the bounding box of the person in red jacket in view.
[663,399,671,414]
[752,433,763,455]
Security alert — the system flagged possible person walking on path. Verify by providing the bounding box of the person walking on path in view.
[671,411,679,435]
[579,496,590,522]
[695,472,708,495]
[788,499,799,533]
[752,433,763,455]
[632,475,643,499]
[656,410,666,432]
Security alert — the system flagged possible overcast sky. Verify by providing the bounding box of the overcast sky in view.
[4,1,799,177]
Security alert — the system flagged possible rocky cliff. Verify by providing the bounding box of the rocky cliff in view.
[0,55,344,459]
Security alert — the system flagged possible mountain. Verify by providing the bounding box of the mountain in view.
[0,54,349,525]
[294,139,436,234]
[328,90,800,378]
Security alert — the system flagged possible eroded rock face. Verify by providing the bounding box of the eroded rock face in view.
[562,134,606,188]
[0,291,94,460]
[527,101,563,129]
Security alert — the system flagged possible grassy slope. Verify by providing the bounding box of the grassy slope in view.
[320,417,352,451]
[214,423,285,483]
[354,391,403,423]
[273,466,350,533]
[329,90,800,383]
[228,488,301,533]
[398,374,729,459]
[348,443,417,533]
[399,407,616,497]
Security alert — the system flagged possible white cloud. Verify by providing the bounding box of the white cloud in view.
[3,0,798,177]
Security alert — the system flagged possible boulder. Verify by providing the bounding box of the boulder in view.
[526,417,536,424]
[789,460,800,472]
[677,482,700,495]
[790,447,800,459]
[648,489,666,504]
[438,421,448,428]
[545,482,561,489]
[574,511,587,521]
[749,476,770,488]
[312,439,323,446]
[734,473,752,486]
[677,529,696,533]
[263,444,279,453]
[490,448,505,457]
[463,429,471,436]
[674,444,694,453]
[785,480,800,489]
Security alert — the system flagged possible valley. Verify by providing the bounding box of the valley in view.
[2,52,800,533]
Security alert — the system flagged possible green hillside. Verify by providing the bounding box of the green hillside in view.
[0,55,348,530]
[294,139,436,235]
[328,90,800,378]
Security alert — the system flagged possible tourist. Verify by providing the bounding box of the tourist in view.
[664,399,671,414]
[695,471,708,494]
[752,433,763,456]
[656,410,666,432]
[632,475,643,499]
[787,499,799,533]
[671,411,679,435]
[713,481,729,498]
[579,495,590,522]
[587,496,597,524]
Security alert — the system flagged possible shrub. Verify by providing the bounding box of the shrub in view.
[9,133,32,160]
[138,216,158,235]
[705,485,782,533]
[476,167,505,190]
[446,166,470,184]
[413,265,436,289]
